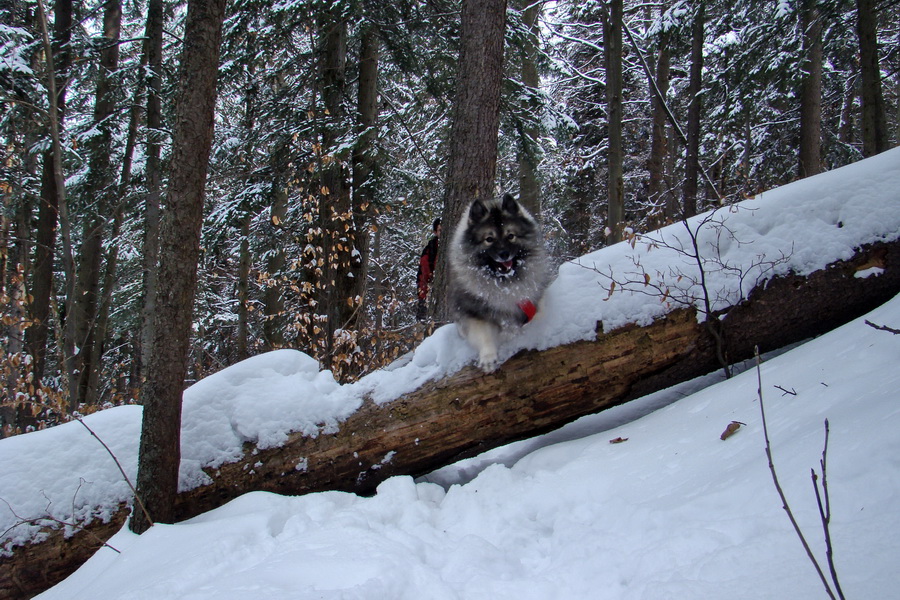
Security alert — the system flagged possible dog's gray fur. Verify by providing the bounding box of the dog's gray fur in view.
[449,193,552,371]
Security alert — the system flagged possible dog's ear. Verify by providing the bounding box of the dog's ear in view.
[469,199,489,223]
[501,193,519,216]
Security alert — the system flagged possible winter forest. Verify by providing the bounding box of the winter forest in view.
[0,0,898,437]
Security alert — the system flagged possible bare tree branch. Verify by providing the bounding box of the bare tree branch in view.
[1,496,121,555]
[755,348,840,600]
[73,417,153,528]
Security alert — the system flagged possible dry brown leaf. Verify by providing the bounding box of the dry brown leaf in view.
[604,281,616,301]
[720,421,745,441]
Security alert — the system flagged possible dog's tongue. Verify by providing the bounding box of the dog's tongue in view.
[500,260,514,272]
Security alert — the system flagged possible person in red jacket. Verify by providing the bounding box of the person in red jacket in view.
[416,218,441,320]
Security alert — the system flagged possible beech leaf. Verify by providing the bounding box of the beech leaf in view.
[720,421,745,441]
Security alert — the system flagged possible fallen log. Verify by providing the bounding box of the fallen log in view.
[173,240,900,517]
[3,239,899,599]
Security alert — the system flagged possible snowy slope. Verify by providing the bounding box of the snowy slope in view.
[36,291,900,599]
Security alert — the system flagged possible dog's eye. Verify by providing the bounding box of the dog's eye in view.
[484,235,495,244]
[507,233,517,242]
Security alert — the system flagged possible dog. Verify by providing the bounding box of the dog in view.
[449,193,552,371]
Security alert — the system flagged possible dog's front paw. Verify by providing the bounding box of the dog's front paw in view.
[477,350,500,373]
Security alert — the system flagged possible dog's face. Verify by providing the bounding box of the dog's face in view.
[463,194,537,279]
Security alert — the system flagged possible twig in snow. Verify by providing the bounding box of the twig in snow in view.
[865,320,900,335]
[811,420,846,600]
[73,417,154,528]
[755,347,843,600]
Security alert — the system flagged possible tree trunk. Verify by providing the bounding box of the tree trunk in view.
[72,0,122,410]
[682,4,704,218]
[236,214,252,361]
[517,0,542,216]
[263,182,287,350]
[351,18,380,323]
[34,0,78,410]
[603,0,624,244]
[839,77,856,146]
[131,0,228,535]
[855,0,888,157]
[648,29,671,226]
[798,0,823,179]
[317,6,362,367]
[5,238,900,599]
[138,0,165,385]
[236,41,257,363]
[27,0,72,385]
[90,37,152,405]
[433,0,508,321]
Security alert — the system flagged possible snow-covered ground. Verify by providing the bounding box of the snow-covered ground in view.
[33,288,900,599]
[0,148,897,598]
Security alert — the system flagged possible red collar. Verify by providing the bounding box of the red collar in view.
[517,299,537,323]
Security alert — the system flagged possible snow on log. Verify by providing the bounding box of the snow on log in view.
[3,239,899,600]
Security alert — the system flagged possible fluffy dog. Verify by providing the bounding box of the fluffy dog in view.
[449,193,552,371]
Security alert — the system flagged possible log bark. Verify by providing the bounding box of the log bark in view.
[0,510,127,600]
[3,239,899,598]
